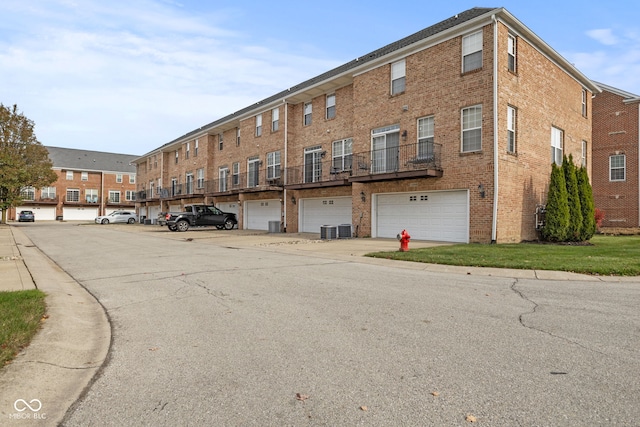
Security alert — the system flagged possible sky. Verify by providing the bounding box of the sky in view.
[1,1,639,156]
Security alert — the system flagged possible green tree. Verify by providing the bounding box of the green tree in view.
[563,154,582,241]
[542,162,570,242]
[577,166,596,240]
[0,104,57,223]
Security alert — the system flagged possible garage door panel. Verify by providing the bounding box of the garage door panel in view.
[16,206,56,221]
[245,200,280,230]
[62,207,98,221]
[375,191,468,243]
[300,197,352,233]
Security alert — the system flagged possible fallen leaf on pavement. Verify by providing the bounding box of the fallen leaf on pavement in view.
[360,406,368,411]
[431,391,440,397]
[295,393,309,401]
[466,414,477,422]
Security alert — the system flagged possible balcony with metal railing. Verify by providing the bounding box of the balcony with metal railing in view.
[19,195,59,205]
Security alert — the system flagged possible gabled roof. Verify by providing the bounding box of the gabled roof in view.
[593,81,640,103]
[46,146,138,174]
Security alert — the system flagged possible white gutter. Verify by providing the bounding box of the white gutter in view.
[491,14,499,243]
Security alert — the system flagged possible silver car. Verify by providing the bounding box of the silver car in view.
[95,211,138,224]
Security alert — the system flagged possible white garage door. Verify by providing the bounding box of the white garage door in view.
[63,207,99,221]
[244,200,281,230]
[16,206,56,220]
[216,202,240,217]
[375,190,468,243]
[300,197,352,233]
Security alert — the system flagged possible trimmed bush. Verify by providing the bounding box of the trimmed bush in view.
[542,162,570,242]
[563,155,582,241]
[577,166,596,240]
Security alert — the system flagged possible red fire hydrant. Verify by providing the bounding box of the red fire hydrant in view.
[398,229,410,252]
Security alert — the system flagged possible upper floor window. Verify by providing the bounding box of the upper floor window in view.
[332,138,353,172]
[507,34,516,72]
[219,167,229,192]
[272,107,279,131]
[108,190,120,203]
[236,128,241,146]
[129,175,135,184]
[175,150,179,164]
[232,162,240,186]
[20,186,35,200]
[304,102,312,126]
[41,187,56,199]
[154,156,158,168]
[610,154,626,181]
[507,106,516,153]
[417,116,434,159]
[551,126,564,166]
[462,105,482,152]
[582,89,588,117]
[326,94,336,119]
[219,133,224,151]
[391,59,406,95]
[81,171,88,181]
[581,141,587,167]
[66,188,80,202]
[116,174,123,183]
[194,139,199,156]
[462,31,483,72]
[185,142,190,159]
[197,168,204,189]
[267,151,281,180]
[256,114,263,137]
[66,170,73,180]
[247,156,260,187]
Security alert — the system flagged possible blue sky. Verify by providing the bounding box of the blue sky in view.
[1,0,639,155]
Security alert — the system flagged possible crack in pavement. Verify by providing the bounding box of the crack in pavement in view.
[510,279,608,356]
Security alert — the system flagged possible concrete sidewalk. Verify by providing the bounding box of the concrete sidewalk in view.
[0,225,35,292]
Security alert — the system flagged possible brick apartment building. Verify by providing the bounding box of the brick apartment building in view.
[134,7,597,243]
[10,146,138,221]
[592,82,640,228]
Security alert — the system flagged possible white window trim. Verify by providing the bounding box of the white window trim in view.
[609,154,626,181]
[391,59,406,95]
[272,107,279,131]
[551,126,564,165]
[507,106,516,153]
[256,114,263,137]
[462,31,483,73]
[507,33,516,72]
[461,105,482,153]
[326,94,336,119]
[304,102,312,126]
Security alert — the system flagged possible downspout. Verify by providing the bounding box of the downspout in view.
[100,171,104,215]
[491,14,499,243]
[283,100,289,231]
[638,103,640,227]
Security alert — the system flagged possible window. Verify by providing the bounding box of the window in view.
[66,189,80,202]
[304,146,323,183]
[194,139,199,156]
[125,190,135,201]
[391,60,406,95]
[236,128,241,146]
[41,187,56,199]
[507,106,516,153]
[304,102,312,126]
[149,181,154,197]
[185,173,194,194]
[232,162,240,186]
[157,178,162,195]
[108,190,120,203]
[186,142,190,159]
[326,94,336,119]
[85,189,98,203]
[81,171,88,181]
[219,133,224,151]
[582,89,587,117]
[171,178,178,196]
[610,154,626,181]
[551,127,564,165]
[175,150,179,164]
[20,186,35,200]
[154,156,158,168]
[129,175,135,184]
[272,107,279,131]
[248,157,260,187]
[267,151,281,180]
[372,125,400,173]
[197,168,204,189]
[115,174,122,183]
[462,31,483,72]
[219,167,229,192]
[66,171,73,180]
[507,34,516,72]
[581,141,587,167]
[255,114,262,137]
[417,116,435,159]
[332,138,353,172]
[462,106,482,152]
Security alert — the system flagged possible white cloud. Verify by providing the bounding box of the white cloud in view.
[586,28,619,46]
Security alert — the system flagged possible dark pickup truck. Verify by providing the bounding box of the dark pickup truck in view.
[159,204,238,232]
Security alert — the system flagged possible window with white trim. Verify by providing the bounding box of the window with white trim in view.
[20,186,35,200]
[507,106,516,153]
[219,167,229,192]
[256,114,262,137]
[175,150,179,164]
[326,94,336,119]
[507,34,516,72]
[332,138,353,172]
[417,116,434,159]
[81,171,88,181]
[236,128,241,146]
[462,31,483,72]
[85,189,98,203]
[197,168,204,189]
[304,146,322,183]
[129,175,135,184]
[125,190,135,201]
[551,126,564,165]
[41,187,56,199]
[116,174,123,183]
[582,89,587,117]
[195,139,199,156]
[304,102,312,126]
[108,190,120,203]
[66,170,73,180]
[267,151,281,180]
[232,162,239,186]
[610,154,626,181]
[272,107,279,131]
[581,141,587,167]
[66,188,80,202]
[185,173,194,194]
[462,105,482,152]
[248,156,260,187]
[391,60,406,95]
[186,142,190,159]
[219,133,224,151]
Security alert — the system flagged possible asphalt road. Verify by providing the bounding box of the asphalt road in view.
[19,223,640,426]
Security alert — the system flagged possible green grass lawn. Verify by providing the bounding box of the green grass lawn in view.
[367,235,640,276]
[0,290,47,368]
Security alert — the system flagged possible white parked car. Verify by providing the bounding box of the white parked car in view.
[95,211,138,224]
